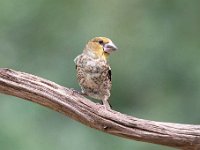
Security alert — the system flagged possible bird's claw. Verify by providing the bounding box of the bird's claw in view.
[70,88,87,96]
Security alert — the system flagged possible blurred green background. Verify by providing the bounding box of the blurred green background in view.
[0,0,200,149]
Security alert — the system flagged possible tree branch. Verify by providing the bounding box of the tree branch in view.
[0,68,199,149]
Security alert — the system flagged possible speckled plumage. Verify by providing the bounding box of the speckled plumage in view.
[74,53,111,100]
[74,37,117,109]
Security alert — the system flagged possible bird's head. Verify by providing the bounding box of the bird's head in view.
[84,37,117,60]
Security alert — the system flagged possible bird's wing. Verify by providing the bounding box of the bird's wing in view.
[74,54,83,69]
[74,56,78,64]
[108,67,112,81]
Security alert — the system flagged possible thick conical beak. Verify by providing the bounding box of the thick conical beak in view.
[103,41,118,53]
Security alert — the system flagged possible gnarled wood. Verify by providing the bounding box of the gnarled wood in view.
[0,68,200,150]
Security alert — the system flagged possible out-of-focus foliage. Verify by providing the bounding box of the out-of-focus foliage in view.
[0,0,200,149]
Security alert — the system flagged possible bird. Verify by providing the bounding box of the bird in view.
[74,37,117,109]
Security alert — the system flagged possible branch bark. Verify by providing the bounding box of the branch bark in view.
[0,68,200,150]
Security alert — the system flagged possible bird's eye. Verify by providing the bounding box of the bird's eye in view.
[98,40,104,45]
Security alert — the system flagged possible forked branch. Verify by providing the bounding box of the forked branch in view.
[0,68,200,150]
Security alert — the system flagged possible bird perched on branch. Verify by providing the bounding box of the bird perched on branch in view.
[74,37,117,109]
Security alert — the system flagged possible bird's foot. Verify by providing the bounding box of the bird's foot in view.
[70,88,87,96]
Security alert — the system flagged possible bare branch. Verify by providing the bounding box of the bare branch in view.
[0,68,200,150]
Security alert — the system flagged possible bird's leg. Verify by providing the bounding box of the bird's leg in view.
[102,98,112,110]
[80,88,88,96]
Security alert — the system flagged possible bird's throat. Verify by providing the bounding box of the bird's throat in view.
[102,52,109,60]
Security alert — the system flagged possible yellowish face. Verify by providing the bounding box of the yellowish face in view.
[86,37,117,60]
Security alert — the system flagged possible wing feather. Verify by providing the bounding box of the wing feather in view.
[108,68,111,81]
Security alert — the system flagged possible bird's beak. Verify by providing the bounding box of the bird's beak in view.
[103,41,118,53]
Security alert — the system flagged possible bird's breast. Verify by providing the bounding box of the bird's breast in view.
[75,54,111,100]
